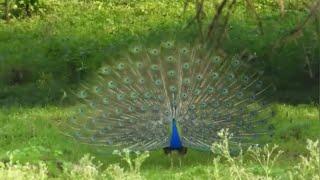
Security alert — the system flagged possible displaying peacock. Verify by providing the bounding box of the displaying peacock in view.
[62,40,275,154]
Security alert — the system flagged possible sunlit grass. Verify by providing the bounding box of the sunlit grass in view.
[0,103,319,178]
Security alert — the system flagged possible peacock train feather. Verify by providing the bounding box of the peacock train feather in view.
[62,40,275,153]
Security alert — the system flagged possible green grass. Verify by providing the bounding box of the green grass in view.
[0,103,319,178]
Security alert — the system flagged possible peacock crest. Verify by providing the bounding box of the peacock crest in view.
[62,40,275,152]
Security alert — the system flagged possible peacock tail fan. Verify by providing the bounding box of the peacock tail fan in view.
[60,39,276,152]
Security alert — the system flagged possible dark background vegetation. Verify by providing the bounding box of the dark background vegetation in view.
[0,0,319,106]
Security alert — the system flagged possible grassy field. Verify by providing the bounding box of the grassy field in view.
[0,103,319,179]
[0,0,319,179]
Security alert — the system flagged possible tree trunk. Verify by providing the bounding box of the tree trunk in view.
[25,1,32,17]
[4,0,10,22]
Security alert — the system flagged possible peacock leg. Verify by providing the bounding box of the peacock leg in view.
[170,153,173,169]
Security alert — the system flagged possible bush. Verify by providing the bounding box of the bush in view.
[0,155,48,180]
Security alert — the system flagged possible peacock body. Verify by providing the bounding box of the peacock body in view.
[64,40,274,153]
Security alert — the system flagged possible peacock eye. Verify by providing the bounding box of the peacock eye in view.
[155,79,162,86]
[180,47,189,54]
[78,90,87,98]
[232,59,240,67]
[182,63,190,70]
[144,92,152,99]
[189,104,196,110]
[130,92,138,99]
[212,101,220,108]
[149,49,159,55]
[228,73,235,80]
[212,56,221,64]
[136,62,143,68]
[194,89,201,95]
[207,86,215,93]
[89,101,96,108]
[117,63,125,70]
[167,70,176,78]
[117,94,125,101]
[140,105,148,111]
[222,88,228,95]
[169,85,177,92]
[78,108,85,114]
[93,86,101,94]
[183,78,191,85]
[151,64,159,71]
[163,41,174,48]
[100,66,111,75]
[181,93,188,99]
[139,78,145,84]
[200,102,207,109]
[128,106,135,112]
[242,75,249,83]
[130,46,141,54]
[225,102,232,108]
[166,56,175,63]
[158,95,165,101]
[123,77,132,85]
[212,72,219,79]
[115,109,122,116]
[172,100,177,106]
[196,74,203,81]
[102,97,109,105]
[237,91,244,98]
[108,81,116,89]
[69,116,76,123]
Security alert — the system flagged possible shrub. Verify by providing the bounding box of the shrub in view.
[0,155,48,180]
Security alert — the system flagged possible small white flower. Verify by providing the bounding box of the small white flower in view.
[112,150,120,155]
[123,148,130,154]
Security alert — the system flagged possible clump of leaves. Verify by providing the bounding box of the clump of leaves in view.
[288,139,320,179]
[2,0,45,20]
[0,154,48,180]
[106,149,150,179]
[248,144,283,179]
[207,129,284,179]
[62,154,101,180]
[210,129,256,179]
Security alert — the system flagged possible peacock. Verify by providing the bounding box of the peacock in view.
[62,39,275,155]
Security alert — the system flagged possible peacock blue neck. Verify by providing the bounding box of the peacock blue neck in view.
[169,119,182,149]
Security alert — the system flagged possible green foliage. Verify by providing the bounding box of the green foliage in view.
[1,0,48,20]
[0,156,48,180]
[62,154,102,180]
[0,0,318,105]
[0,0,193,105]
[291,139,320,179]
[270,104,320,155]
